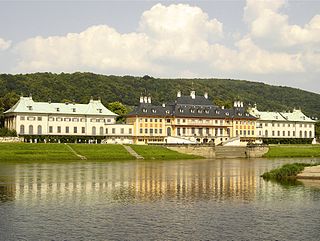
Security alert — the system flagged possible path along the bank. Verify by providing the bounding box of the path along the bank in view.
[65,143,87,160]
[122,145,144,160]
[297,165,320,180]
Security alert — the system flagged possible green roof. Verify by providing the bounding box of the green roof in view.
[4,96,117,116]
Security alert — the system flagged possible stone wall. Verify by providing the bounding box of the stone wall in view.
[167,145,269,159]
[0,137,24,143]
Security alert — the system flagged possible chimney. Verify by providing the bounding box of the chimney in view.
[144,96,148,103]
[140,96,144,103]
[221,106,224,110]
[234,101,237,107]
[177,91,181,98]
[204,92,208,99]
[190,90,196,99]
[240,102,243,108]
[147,96,151,104]
[162,103,166,107]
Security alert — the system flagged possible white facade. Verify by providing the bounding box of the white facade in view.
[248,105,315,139]
[103,124,133,144]
[4,96,119,136]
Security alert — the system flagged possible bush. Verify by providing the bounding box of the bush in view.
[262,138,313,145]
[0,127,17,137]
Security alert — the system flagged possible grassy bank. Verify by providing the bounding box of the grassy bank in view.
[264,145,320,158]
[261,163,318,181]
[0,143,199,162]
[130,145,201,160]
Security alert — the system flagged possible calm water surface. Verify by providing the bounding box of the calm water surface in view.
[0,158,320,241]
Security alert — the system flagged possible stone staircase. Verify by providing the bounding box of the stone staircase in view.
[215,146,247,158]
[122,145,144,160]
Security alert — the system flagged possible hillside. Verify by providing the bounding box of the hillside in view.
[0,72,319,119]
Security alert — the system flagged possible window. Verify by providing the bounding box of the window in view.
[107,119,111,123]
[112,128,116,134]
[265,130,268,137]
[74,127,77,133]
[49,117,54,121]
[72,118,79,122]
[82,127,85,134]
[305,131,307,138]
[199,128,203,135]
[288,131,290,137]
[293,131,295,136]
[283,131,285,136]
[140,128,143,134]
[166,119,170,123]
[310,131,313,138]
[20,116,25,121]
[252,131,254,135]
[278,131,280,136]
[155,119,158,123]
[145,128,148,134]
[244,130,246,136]
[150,119,153,122]
[236,130,238,136]
[145,118,148,122]
[20,125,25,134]
[177,128,181,136]
[29,125,33,135]
[27,117,35,121]
[37,117,42,121]
[57,126,61,133]
[66,126,69,134]
[192,128,195,135]
[72,108,76,113]
[150,129,153,134]
[272,131,275,136]
[159,129,162,134]
[121,128,124,134]
[159,119,162,122]
[56,117,62,122]
[206,128,209,135]
[155,129,158,134]
[81,118,86,122]
[37,125,42,135]
[265,123,268,127]
[92,126,96,135]
[49,126,53,133]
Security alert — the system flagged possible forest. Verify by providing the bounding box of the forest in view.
[1,72,319,127]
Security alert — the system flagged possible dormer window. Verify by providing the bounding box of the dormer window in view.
[56,108,60,112]
[226,112,229,116]
[198,109,202,113]
[152,109,156,113]
[27,106,32,111]
[190,109,195,113]
[97,109,102,113]
[72,108,76,113]
[166,110,170,114]
[245,113,249,116]
[142,108,147,113]
[238,113,242,116]
[205,109,209,114]
[215,110,220,114]
[179,109,184,113]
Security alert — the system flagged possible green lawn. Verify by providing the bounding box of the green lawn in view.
[69,144,135,161]
[0,143,76,162]
[264,145,320,158]
[130,145,201,160]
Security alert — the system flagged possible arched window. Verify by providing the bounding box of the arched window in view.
[309,131,313,138]
[92,126,96,135]
[37,125,42,135]
[167,127,171,136]
[100,127,104,135]
[29,125,33,135]
[265,130,268,137]
[20,125,25,135]
[300,131,302,138]
[304,131,307,138]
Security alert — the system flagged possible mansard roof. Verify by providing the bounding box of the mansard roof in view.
[4,96,118,116]
[127,93,256,119]
[249,106,315,123]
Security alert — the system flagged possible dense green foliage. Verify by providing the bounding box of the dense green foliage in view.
[261,163,317,180]
[0,127,17,137]
[316,121,320,139]
[130,145,201,160]
[263,138,313,145]
[107,101,131,123]
[1,72,319,124]
[264,145,320,157]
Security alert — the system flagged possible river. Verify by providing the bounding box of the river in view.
[0,158,320,241]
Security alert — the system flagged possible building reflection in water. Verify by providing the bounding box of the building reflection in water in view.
[0,160,278,204]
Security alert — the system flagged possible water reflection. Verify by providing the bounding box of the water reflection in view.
[0,159,292,204]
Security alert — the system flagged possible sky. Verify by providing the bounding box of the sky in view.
[0,0,320,93]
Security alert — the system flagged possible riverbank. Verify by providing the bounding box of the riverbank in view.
[263,144,320,158]
[297,165,320,180]
[0,143,201,162]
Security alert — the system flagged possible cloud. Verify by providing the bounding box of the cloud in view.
[0,38,11,51]
[10,2,314,79]
[244,0,320,47]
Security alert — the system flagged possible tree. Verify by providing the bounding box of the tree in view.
[107,101,129,123]
[316,121,320,139]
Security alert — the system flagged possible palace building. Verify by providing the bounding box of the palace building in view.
[126,91,257,145]
[4,96,118,137]
[248,105,315,140]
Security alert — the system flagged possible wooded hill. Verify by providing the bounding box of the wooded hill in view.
[1,72,319,119]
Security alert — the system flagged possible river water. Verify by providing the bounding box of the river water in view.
[0,158,320,241]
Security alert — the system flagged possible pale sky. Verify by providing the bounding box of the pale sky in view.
[0,0,320,93]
